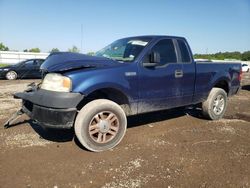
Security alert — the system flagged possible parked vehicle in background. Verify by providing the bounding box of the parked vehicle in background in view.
[194,59,212,62]
[242,63,250,72]
[10,35,242,152]
[0,59,45,80]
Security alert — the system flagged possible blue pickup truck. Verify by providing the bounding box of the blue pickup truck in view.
[9,36,242,151]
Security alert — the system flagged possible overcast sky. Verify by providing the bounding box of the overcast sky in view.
[0,0,249,54]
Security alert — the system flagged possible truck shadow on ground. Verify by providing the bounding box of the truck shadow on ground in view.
[241,85,250,91]
[21,106,203,146]
[29,122,75,142]
[127,106,203,128]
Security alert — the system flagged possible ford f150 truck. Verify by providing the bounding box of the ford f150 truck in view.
[6,36,242,152]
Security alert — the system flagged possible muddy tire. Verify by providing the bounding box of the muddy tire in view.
[74,99,127,152]
[6,71,17,80]
[202,88,227,120]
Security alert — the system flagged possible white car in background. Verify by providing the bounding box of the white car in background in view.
[242,64,250,72]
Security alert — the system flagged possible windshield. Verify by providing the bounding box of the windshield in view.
[14,60,27,66]
[95,37,151,62]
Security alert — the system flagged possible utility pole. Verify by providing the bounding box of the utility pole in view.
[81,24,83,53]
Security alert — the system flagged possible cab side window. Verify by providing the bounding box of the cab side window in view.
[36,59,44,66]
[24,60,35,68]
[177,40,191,62]
[143,39,177,67]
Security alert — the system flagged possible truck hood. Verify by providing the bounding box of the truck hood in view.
[41,52,122,72]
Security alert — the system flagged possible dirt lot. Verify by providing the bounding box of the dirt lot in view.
[0,73,250,188]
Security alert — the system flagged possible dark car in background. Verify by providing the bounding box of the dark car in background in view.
[0,59,45,80]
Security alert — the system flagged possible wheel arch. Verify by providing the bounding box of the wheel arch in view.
[77,87,133,115]
[213,79,229,95]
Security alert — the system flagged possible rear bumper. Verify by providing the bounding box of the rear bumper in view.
[15,89,84,129]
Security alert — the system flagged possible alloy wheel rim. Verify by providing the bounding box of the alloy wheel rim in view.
[212,94,225,115]
[7,72,16,80]
[88,111,119,144]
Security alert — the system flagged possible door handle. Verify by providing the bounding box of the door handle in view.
[175,70,183,78]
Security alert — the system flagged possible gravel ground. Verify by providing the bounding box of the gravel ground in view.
[0,74,249,188]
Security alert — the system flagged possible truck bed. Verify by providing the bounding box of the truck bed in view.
[193,61,241,103]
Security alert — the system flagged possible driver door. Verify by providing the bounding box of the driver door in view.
[138,38,183,113]
[18,60,35,78]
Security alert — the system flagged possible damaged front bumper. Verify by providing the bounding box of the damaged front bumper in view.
[14,88,84,129]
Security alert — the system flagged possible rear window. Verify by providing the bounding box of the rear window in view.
[177,40,191,62]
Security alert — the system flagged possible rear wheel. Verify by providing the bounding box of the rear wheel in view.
[6,71,17,80]
[74,99,127,152]
[202,88,227,120]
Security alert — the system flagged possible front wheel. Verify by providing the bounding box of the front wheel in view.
[202,88,227,120]
[74,99,127,152]
[6,71,17,80]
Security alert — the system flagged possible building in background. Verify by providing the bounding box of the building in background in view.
[0,51,49,64]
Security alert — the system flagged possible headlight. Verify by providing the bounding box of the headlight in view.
[41,73,72,92]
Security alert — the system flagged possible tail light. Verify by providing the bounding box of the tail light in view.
[238,69,242,81]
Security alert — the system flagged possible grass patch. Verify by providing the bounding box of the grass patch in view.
[0,64,9,67]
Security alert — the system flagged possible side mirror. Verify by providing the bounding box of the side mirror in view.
[143,51,160,67]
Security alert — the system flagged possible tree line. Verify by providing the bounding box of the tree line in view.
[0,42,85,54]
[1,42,250,60]
[194,51,250,61]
